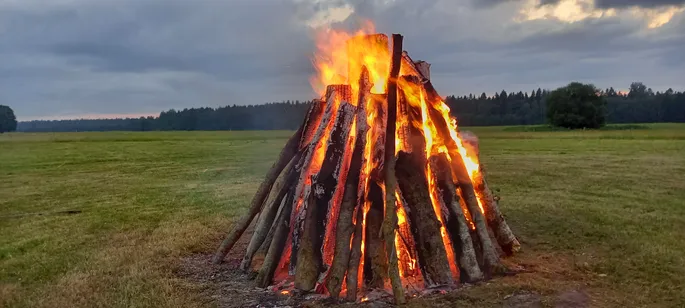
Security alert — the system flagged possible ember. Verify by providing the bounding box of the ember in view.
[212,23,521,304]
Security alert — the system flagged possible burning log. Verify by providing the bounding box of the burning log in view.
[300,99,328,148]
[364,181,388,289]
[212,100,325,264]
[393,75,453,288]
[452,154,503,276]
[381,33,407,305]
[460,132,521,255]
[289,84,349,274]
[295,96,356,291]
[346,94,387,301]
[395,151,454,287]
[345,197,365,301]
[430,154,484,283]
[325,67,371,299]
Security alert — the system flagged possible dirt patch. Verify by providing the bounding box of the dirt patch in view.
[175,237,597,307]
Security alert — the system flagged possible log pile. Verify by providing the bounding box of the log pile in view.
[212,32,521,304]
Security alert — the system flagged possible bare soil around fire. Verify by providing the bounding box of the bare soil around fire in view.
[2,124,684,307]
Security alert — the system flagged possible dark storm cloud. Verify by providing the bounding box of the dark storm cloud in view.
[1,0,683,120]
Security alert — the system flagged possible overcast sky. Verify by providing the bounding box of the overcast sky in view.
[1,0,683,121]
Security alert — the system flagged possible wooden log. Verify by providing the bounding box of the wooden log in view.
[295,101,356,291]
[290,85,350,274]
[452,154,503,276]
[256,185,296,288]
[346,93,386,301]
[395,191,418,277]
[382,33,407,305]
[430,154,484,283]
[212,100,324,264]
[345,195,365,301]
[418,79,504,275]
[240,155,298,271]
[299,99,327,149]
[460,131,521,255]
[414,61,431,80]
[395,151,454,287]
[364,181,388,289]
[325,67,371,299]
[400,51,422,79]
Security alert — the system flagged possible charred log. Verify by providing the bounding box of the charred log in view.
[290,84,351,274]
[325,67,371,299]
[299,99,327,149]
[295,101,356,291]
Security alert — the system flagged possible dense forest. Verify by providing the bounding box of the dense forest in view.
[17,82,685,132]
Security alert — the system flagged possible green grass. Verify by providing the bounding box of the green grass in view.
[2,124,685,307]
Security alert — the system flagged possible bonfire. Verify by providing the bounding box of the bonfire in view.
[212,23,521,304]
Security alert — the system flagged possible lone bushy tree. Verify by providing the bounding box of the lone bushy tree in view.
[0,105,18,133]
[546,82,606,129]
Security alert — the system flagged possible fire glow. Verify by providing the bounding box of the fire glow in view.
[212,21,521,304]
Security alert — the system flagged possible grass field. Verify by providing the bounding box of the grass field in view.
[1,124,684,307]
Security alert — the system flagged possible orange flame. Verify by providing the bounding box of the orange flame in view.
[310,21,391,102]
[306,19,490,292]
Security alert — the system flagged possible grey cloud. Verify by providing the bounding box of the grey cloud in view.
[594,0,685,9]
[0,0,683,120]
[473,0,685,9]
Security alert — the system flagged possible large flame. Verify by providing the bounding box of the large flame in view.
[311,21,391,101]
[307,20,488,289]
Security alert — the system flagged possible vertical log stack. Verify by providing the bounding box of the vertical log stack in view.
[212,32,520,304]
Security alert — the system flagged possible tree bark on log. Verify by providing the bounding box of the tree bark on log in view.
[414,61,431,81]
[212,100,324,264]
[346,93,386,301]
[416,81,503,275]
[451,154,503,276]
[345,195,365,301]
[325,67,371,299]
[460,131,521,255]
[477,175,520,255]
[240,155,298,271]
[256,186,296,288]
[299,99,327,149]
[382,33,407,305]
[395,151,454,287]
[430,154,484,283]
[364,181,388,289]
[295,101,356,291]
[290,85,351,274]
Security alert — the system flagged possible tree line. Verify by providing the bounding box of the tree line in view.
[13,82,685,133]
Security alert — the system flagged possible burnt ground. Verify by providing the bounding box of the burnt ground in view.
[176,249,594,308]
